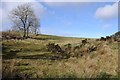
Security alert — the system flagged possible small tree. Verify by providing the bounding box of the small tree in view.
[28,14,40,35]
[10,3,40,37]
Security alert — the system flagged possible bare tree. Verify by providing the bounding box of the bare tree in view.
[10,3,40,37]
[29,17,40,35]
[26,14,40,36]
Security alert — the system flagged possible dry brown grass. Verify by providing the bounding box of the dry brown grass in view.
[2,34,118,78]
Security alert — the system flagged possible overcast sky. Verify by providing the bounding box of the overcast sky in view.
[1,0,118,38]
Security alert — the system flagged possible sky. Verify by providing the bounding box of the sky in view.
[0,0,119,38]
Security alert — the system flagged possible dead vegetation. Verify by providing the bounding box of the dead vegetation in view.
[2,32,33,41]
[46,39,98,59]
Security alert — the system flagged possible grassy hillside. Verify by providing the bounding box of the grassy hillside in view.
[2,32,118,79]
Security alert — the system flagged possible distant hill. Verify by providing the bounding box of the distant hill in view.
[110,31,120,41]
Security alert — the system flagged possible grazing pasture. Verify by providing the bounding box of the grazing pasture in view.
[1,32,118,79]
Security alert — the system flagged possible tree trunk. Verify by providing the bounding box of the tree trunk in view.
[27,28,29,37]
[27,24,30,37]
[35,29,37,34]
[23,28,26,38]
